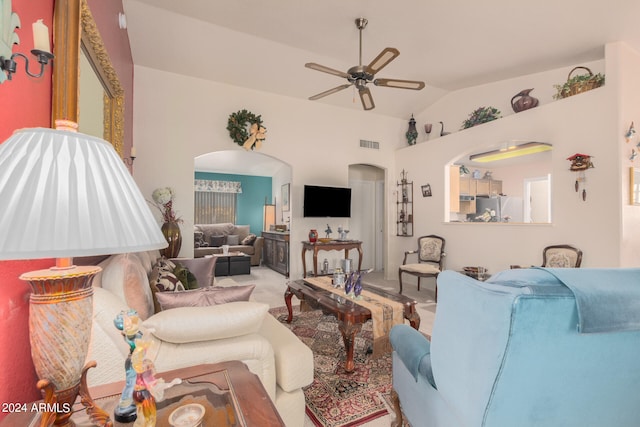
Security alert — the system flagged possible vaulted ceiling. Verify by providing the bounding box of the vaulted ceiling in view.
[124,0,640,120]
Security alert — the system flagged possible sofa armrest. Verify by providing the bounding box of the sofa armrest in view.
[390,324,434,385]
[259,314,314,392]
[250,236,264,266]
[142,301,268,344]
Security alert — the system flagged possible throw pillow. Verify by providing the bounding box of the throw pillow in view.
[226,234,239,245]
[149,264,180,292]
[100,253,154,320]
[210,235,225,247]
[208,284,255,304]
[241,233,257,246]
[155,287,209,310]
[154,284,256,311]
[142,301,269,343]
[173,263,198,290]
[169,257,217,287]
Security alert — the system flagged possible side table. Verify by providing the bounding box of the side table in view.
[0,361,284,426]
[301,240,363,278]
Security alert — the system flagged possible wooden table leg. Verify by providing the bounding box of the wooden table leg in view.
[390,388,404,427]
[356,245,363,271]
[337,320,362,372]
[284,287,295,323]
[301,248,307,278]
[313,247,318,277]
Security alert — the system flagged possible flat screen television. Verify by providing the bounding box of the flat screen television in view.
[303,185,352,217]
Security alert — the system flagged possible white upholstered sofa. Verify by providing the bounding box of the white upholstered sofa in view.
[84,250,313,427]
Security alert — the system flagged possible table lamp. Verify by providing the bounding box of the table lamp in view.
[0,126,167,426]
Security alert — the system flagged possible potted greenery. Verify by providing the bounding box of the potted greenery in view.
[553,66,605,99]
[461,106,502,129]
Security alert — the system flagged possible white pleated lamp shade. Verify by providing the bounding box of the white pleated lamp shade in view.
[0,128,168,260]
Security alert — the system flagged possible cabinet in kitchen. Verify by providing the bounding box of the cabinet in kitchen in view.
[449,166,502,215]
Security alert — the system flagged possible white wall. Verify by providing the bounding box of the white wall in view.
[391,50,627,279]
[616,43,640,266]
[131,66,404,278]
[132,42,640,281]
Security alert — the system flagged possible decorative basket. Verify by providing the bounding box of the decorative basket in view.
[553,66,605,99]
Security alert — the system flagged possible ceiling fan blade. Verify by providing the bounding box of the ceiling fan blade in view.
[309,84,352,101]
[305,63,350,79]
[367,48,400,75]
[374,78,426,90]
[359,87,375,110]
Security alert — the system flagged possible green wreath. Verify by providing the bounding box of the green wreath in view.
[227,109,264,147]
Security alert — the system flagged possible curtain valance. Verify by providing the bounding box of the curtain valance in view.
[194,179,242,193]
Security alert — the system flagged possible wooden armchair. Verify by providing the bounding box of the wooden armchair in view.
[542,244,583,268]
[398,235,446,300]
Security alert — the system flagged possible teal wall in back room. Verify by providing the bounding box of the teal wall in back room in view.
[195,172,272,235]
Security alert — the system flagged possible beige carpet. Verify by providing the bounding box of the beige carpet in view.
[215,267,437,426]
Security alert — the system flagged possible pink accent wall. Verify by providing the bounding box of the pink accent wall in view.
[0,0,55,415]
[0,0,53,142]
[0,0,133,418]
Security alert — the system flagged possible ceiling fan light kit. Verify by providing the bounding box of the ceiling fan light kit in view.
[305,18,425,110]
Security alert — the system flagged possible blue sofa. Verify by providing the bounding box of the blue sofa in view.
[390,267,640,427]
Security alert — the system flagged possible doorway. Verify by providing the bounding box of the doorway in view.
[348,164,385,271]
[194,150,292,266]
[524,175,551,223]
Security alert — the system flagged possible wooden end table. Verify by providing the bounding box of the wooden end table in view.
[284,279,420,372]
[0,361,284,426]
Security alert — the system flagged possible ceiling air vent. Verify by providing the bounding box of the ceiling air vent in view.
[360,139,380,149]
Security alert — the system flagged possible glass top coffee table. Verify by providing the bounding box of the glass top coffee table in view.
[284,279,420,372]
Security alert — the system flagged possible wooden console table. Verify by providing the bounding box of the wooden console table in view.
[301,240,363,278]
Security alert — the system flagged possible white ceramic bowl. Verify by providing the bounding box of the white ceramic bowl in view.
[168,403,206,427]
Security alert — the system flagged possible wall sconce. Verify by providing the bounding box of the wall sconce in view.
[124,147,137,166]
[0,18,54,82]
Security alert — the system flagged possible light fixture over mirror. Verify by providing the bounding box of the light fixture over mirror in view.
[469,142,552,163]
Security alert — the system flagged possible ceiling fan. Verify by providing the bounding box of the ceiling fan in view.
[305,18,425,111]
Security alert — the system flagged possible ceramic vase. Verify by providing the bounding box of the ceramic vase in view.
[161,221,182,258]
[309,229,318,243]
[511,88,539,113]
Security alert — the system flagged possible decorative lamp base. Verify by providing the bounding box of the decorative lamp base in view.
[20,265,111,427]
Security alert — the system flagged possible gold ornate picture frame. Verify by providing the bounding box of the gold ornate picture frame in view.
[52,0,124,157]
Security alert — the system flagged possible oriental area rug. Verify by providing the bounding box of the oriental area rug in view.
[269,305,394,427]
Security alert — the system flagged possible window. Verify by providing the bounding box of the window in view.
[193,179,242,224]
[194,191,237,224]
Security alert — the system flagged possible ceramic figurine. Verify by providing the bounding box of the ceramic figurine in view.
[325,224,332,238]
[113,310,143,423]
[439,121,451,136]
[625,122,636,143]
[131,342,157,427]
[406,115,418,145]
[344,272,355,296]
[353,273,363,298]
